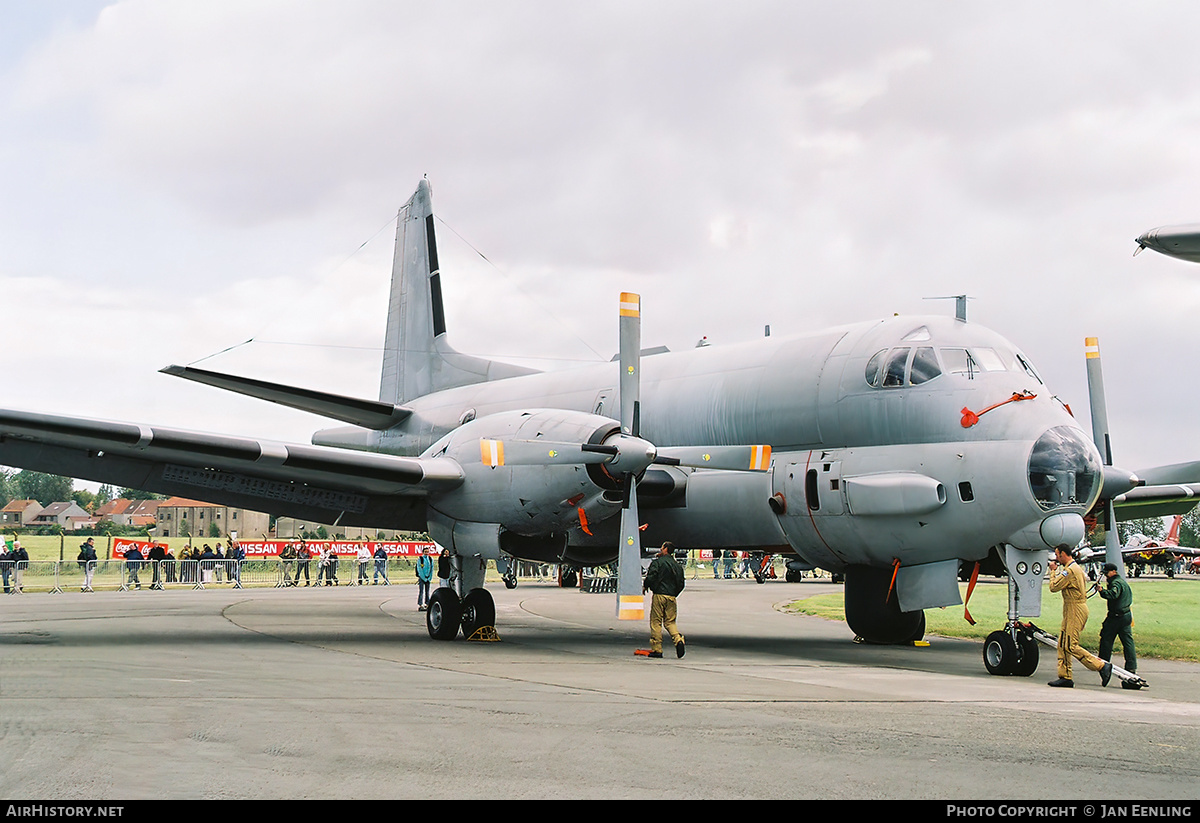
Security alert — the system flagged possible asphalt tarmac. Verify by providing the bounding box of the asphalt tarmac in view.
[1,576,1198,800]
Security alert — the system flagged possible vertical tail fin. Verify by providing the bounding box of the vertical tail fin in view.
[1166,514,1183,547]
[379,180,537,406]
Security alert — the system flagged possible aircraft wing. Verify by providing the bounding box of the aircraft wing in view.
[0,409,461,531]
[1112,484,1200,520]
[1079,544,1200,562]
[1108,461,1200,519]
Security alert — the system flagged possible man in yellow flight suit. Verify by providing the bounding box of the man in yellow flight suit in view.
[1048,545,1113,688]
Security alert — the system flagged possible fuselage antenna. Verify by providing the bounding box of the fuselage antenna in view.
[924,295,970,322]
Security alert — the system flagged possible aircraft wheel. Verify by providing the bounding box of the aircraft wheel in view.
[983,630,1017,676]
[427,588,462,641]
[903,610,926,644]
[503,574,518,589]
[460,588,496,638]
[560,568,578,588]
[1012,632,1040,676]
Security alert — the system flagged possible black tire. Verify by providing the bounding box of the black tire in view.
[902,610,926,644]
[426,588,462,641]
[983,630,1017,676]
[1013,632,1040,677]
[560,568,578,588]
[460,588,496,638]
[503,574,518,589]
[843,565,924,644]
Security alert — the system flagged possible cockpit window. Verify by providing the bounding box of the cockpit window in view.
[882,347,909,387]
[973,347,1007,372]
[865,346,943,388]
[865,350,885,387]
[1016,353,1044,384]
[941,348,977,377]
[909,347,941,385]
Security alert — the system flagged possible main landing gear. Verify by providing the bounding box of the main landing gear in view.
[426,587,497,640]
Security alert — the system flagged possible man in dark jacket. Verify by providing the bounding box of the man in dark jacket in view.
[1,542,12,593]
[124,545,143,590]
[643,542,686,659]
[1096,562,1136,676]
[78,537,98,592]
[148,542,167,589]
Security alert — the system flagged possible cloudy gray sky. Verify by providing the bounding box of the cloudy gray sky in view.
[2,1,1199,478]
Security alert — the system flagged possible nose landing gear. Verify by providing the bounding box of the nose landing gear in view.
[983,623,1040,676]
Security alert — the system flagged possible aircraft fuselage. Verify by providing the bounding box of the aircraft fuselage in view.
[315,313,1102,576]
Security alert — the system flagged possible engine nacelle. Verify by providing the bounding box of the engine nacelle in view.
[424,408,623,536]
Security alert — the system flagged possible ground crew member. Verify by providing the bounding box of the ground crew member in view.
[1048,545,1112,688]
[643,542,685,659]
[1095,562,1136,676]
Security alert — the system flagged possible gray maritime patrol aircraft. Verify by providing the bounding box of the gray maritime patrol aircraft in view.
[3,180,1198,676]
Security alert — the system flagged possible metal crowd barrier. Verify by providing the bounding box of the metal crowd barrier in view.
[0,557,561,594]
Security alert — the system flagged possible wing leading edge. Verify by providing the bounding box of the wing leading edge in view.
[0,409,460,531]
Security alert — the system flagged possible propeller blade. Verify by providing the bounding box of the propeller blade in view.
[1084,337,1113,466]
[616,292,646,620]
[616,473,645,620]
[619,292,640,437]
[1104,499,1122,571]
[655,444,772,471]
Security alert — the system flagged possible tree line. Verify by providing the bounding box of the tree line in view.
[0,467,160,513]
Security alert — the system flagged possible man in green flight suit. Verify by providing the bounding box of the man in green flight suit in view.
[643,542,686,659]
[1095,562,1136,677]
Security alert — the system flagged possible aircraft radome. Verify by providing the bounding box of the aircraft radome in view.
[3,180,1198,676]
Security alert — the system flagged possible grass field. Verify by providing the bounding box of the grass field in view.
[784,578,1200,662]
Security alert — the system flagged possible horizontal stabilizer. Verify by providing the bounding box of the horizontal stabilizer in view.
[160,365,411,430]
